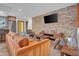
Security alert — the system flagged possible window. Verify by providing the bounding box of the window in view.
[0,16,6,29]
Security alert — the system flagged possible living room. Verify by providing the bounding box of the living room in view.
[0,3,79,56]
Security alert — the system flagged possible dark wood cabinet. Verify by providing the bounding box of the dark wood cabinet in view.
[0,29,9,42]
[76,4,79,27]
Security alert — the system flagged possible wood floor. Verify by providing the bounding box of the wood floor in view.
[0,43,9,56]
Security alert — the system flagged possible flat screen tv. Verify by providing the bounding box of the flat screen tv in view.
[44,13,58,24]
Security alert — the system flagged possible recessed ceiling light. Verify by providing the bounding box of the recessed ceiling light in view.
[18,9,22,12]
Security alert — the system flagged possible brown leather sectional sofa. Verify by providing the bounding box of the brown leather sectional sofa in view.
[6,32,51,56]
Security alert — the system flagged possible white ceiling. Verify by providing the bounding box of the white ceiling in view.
[1,3,76,18]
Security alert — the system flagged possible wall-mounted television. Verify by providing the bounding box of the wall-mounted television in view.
[44,13,58,24]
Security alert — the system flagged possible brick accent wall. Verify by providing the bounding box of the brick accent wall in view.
[32,4,77,37]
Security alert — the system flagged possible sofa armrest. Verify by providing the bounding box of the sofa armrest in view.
[16,39,50,56]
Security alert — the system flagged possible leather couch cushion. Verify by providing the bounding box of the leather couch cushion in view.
[8,32,29,47]
[18,38,29,47]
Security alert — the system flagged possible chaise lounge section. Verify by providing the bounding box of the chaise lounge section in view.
[6,32,51,56]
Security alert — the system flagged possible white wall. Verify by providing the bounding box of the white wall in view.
[0,10,8,16]
[0,4,11,16]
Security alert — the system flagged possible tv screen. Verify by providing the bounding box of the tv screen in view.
[44,13,58,24]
